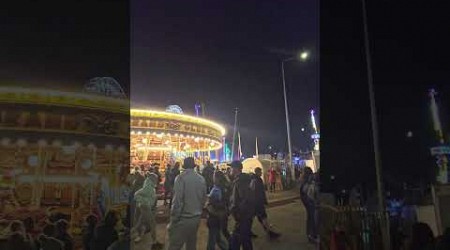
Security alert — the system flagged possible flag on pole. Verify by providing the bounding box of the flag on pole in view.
[255,137,259,158]
[311,109,318,134]
[238,132,242,159]
[430,89,444,143]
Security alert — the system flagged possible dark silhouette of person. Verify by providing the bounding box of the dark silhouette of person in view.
[91,210,119,250]
[228,161,256,250]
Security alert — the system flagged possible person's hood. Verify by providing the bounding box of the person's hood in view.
[144,173,158,189]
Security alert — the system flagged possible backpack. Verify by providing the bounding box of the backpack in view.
[206,189,227,219]
[249,174,257,194]
[301,180,317,202]
[240,173,257,218]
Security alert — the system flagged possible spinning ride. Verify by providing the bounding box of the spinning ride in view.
[131,107,226,169]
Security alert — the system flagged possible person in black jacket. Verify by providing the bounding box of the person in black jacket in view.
[300,167,318,243]
[167,162,181,209]
[164,164,173,206]
[5,221,34,250]
[82,214,98,250]
[250,167,281,239]
[38,223,65,250]
[91,210,119,250]
[107,228,131,250]
[202,161,215,193]
[228,161,255,250]
[55,219,73,250]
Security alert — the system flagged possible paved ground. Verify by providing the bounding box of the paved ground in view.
[132,199,315,250]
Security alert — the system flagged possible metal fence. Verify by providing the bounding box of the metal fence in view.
[319,205,389,250]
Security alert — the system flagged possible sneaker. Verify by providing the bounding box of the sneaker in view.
[130,229,139,240]
[251,232,258,238]
[152,242,164,249]
[134,236,142,242]
[307,235,318,244]
[268,231,281,239]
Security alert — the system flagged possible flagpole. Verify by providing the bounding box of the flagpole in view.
[231,108,239,161]
[256,137,259,158]
[238,132,242,159]
[430,89,445,144]
[429,89,448,184]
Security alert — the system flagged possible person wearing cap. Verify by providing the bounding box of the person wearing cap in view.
[228,160,256,250]
[167,157,207,250]
[250,167,281,239]
[202,160,215,193]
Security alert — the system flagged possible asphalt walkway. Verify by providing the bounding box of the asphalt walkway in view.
[133,199,314,250]
[154,189,300,223]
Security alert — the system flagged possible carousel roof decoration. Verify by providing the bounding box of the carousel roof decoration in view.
[131,109,226,137]
[0,87,128,114]
[84,77,127,99]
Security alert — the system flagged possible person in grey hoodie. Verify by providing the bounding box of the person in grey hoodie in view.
[132,172,158,243]
[167,157,207,250]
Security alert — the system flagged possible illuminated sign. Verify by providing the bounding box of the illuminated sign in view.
[431,146,450,156]
[311,133,320,140]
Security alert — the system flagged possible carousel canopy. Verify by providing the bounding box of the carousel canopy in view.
[131,108,226,163]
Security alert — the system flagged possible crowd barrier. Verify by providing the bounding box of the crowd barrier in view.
[319,205,389,250]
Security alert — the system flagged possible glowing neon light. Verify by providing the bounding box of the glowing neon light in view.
[131,109,226,136]
[137,146,172,151]
[310,109,318,134]
[0,87,128,113]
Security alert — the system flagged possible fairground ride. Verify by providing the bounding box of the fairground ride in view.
[131,106,226,170]
[0,78,129,233]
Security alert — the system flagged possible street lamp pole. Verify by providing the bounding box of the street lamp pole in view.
[281,59,295,182]
[361,0,390,248]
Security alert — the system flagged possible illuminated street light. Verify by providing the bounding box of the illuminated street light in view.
[299,51,309,61]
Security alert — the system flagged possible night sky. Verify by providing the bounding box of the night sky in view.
[131,0,319,157]
[7,0,449,193]
[0,1,130,93]
[321,0,450,191]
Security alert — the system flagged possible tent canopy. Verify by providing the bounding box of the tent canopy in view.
[242,158,263,174]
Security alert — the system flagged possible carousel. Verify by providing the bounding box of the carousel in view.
[0,78,129,233]
[131,105,226,170]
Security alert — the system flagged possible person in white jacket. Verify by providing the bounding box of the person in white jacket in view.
[132,173,158,245]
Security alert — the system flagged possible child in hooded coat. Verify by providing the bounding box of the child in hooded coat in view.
[132,173,158,244]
